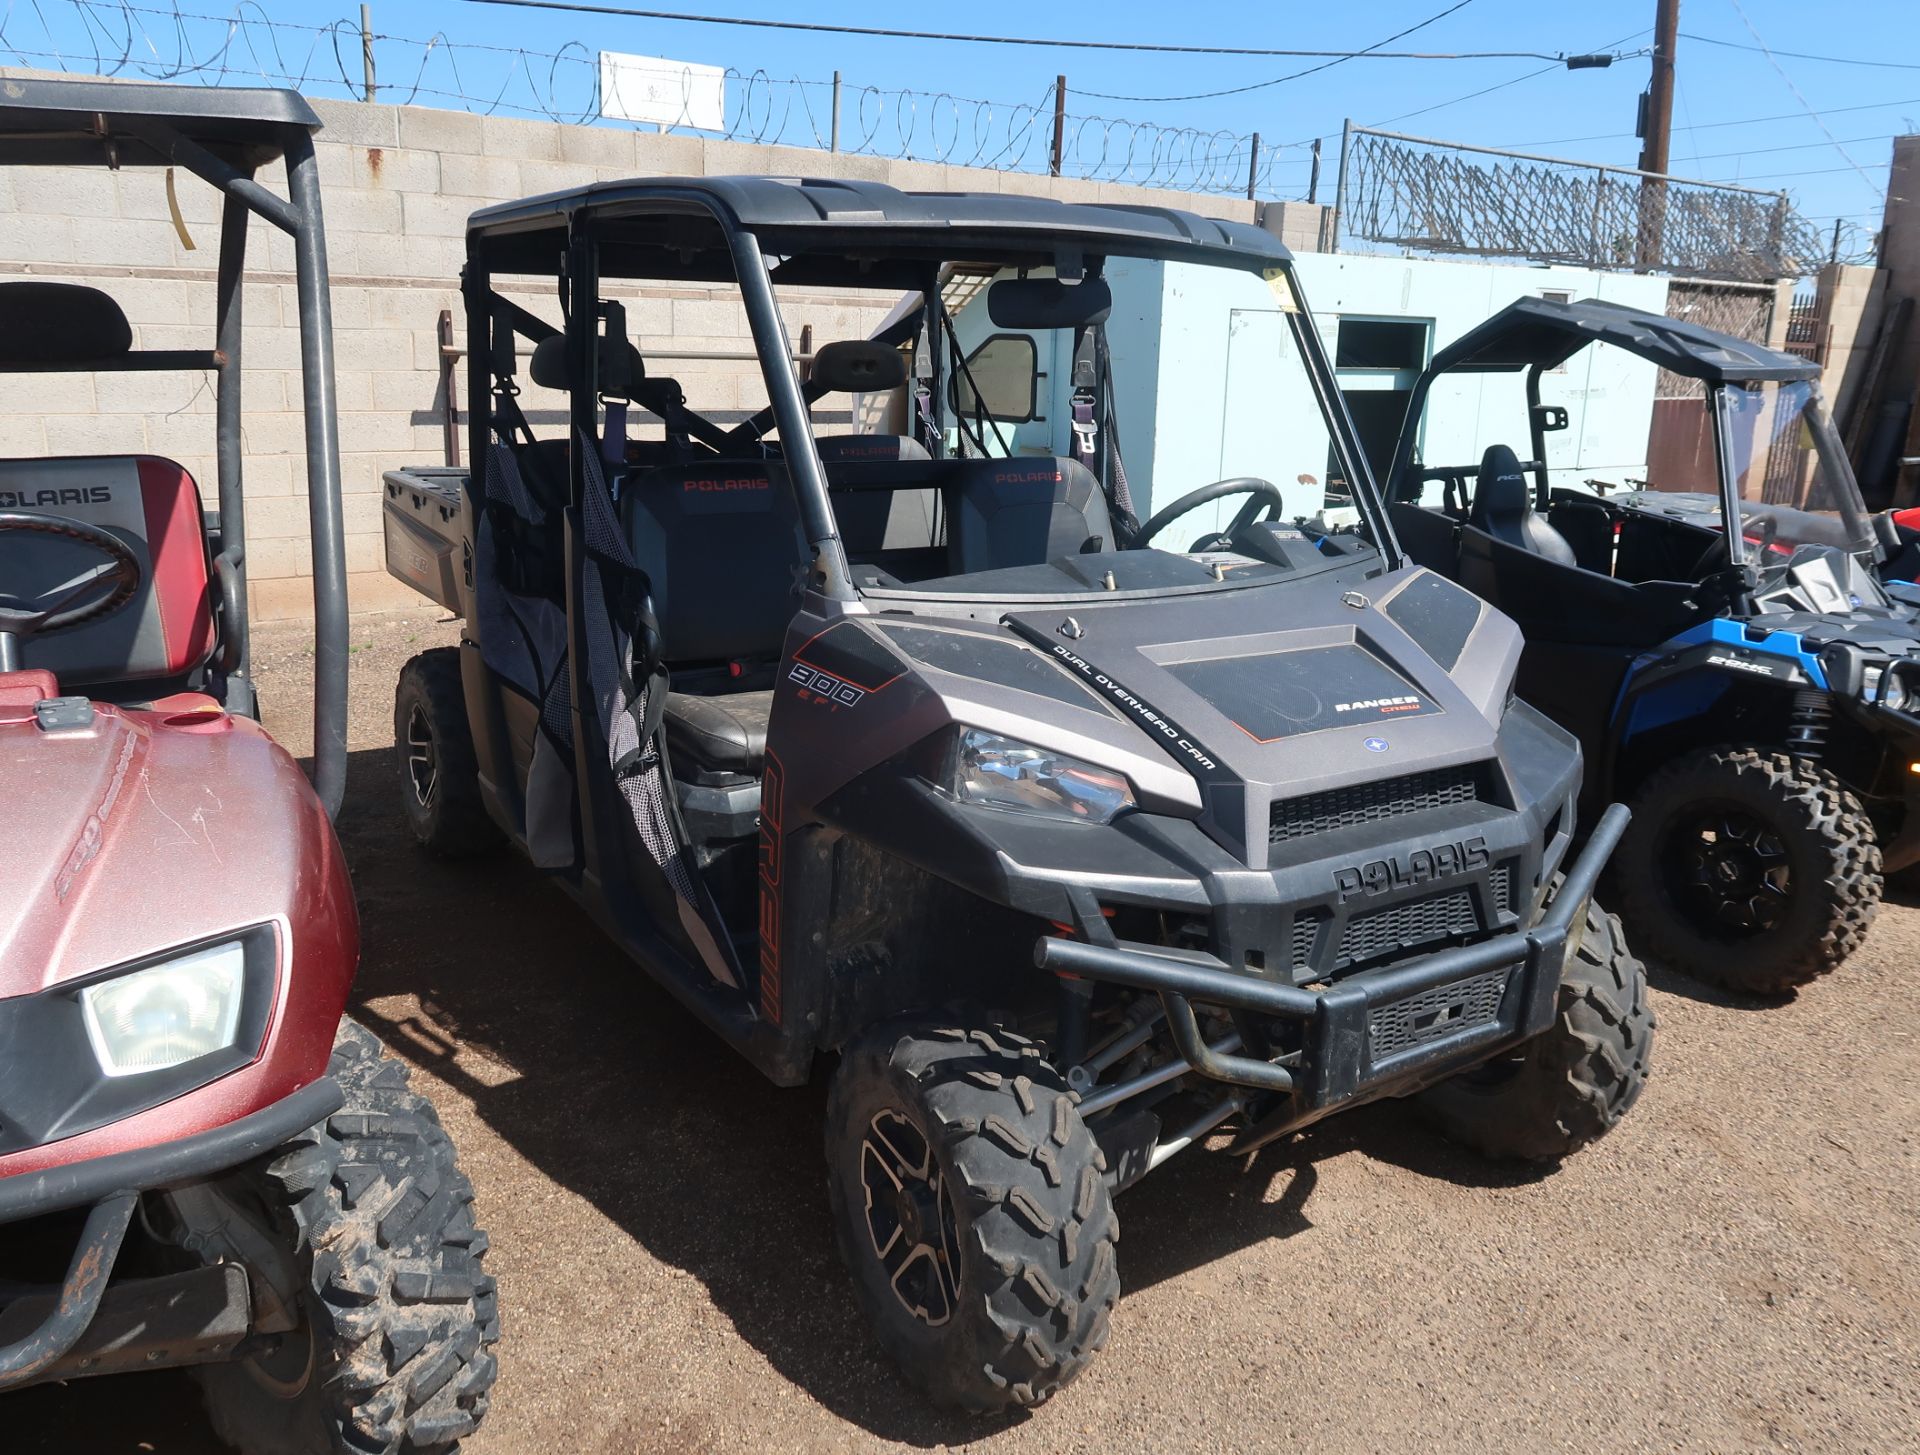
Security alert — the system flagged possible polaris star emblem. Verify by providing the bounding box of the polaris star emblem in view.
[1364,737,1389,752]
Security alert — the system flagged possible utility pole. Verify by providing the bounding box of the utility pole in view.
[360,4,377,105]
[1634,0,1680,268]
[1050,76,1067,178]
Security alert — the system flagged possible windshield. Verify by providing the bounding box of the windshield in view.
[1714,379,1875,557]
[837,256,1380,602]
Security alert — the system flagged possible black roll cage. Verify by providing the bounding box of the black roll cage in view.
[463,183,1404,597]
[0,78,349,816]
[1384,294,1880,583]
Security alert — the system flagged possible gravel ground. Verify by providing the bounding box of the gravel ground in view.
[12,608,1920,1453]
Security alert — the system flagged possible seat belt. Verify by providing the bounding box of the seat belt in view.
[912,318,939,457]
[1069,325,1099,470]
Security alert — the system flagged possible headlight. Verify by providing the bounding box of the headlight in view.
[1863,664,1911,712]
[80,940,246,1078]
[946,728,1136,824]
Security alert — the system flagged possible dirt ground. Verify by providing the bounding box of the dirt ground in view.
[12,608,1920,1453]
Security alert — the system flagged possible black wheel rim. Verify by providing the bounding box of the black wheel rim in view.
[405,702,438,809]
[1660,800,1793,940]
[858,1108,962,1328]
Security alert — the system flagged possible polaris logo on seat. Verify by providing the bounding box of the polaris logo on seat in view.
[0,485,111,509]
[1334,837,1490,901]
[1335,695,1423,714]
[685,477,769,492]
[789,661,864,707]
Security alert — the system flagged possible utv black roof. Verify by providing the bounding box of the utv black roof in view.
[470,176,1290,286]
[0,75,320,169]
[1427,295,1818,385]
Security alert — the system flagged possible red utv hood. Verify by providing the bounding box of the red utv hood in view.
[0,678,354,999]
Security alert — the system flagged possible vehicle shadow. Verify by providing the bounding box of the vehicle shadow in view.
[339,743,1580,1441]
[5,742,1569,1452]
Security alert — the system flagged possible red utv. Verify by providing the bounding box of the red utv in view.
[0,80,497,1453]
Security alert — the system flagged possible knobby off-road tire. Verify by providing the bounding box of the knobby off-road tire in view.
[1416,895,1654,1162]
[825,1023,1120,1412]
[1615,747,1880,994]
[193,1020,501,1455]
[395,648,502,858]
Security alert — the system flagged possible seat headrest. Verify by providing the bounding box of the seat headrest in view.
[0,282,132,364]
[529,333,646,395]
[809,339,908,394]
[1472,443,1531,524]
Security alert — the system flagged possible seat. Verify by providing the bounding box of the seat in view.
[621,461,807,779]
[945,457,1113,576]
[663,689,772,777]
[1467,444,1576,566]
[1,453,216,688]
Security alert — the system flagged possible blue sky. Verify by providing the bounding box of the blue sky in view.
[10,0,1916,249]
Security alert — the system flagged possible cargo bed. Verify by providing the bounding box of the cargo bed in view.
[384,466,468,614]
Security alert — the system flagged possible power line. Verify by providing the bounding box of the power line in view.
[1727,0,1886,197]
[1367,28,1650,135]
[1680,31,1920,71]
[1685,131,1903,162]
[1075,0,1479,103]
[1703,162,1889,184]
[1509,95,1920,148]
[460,0,1596,61]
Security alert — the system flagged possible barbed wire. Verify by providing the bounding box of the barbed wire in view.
[1339,127,1828,282]
[0,0,1317,196]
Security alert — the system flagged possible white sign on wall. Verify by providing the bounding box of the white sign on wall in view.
[598,51,726,131]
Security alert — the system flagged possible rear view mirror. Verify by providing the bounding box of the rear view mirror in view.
[987,277,1113,331]
[1532,403,1570,433]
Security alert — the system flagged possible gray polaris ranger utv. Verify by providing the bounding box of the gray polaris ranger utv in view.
[382,179,1652,1410]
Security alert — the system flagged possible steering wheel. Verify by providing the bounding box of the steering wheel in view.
[1134,477,1287,553]
[1689,512,1778,578]
[0,512,142,648]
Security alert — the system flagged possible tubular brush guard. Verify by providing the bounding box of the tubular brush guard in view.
[1035,803,1630,1115]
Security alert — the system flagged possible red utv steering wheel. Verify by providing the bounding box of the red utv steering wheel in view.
[1134,477,1287,553]
[0,510,142,640]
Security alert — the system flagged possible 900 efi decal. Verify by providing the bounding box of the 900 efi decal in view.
[787,622,906,712]
[789,661,867,707]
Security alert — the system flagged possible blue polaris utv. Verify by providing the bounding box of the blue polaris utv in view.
[1384,296,1919,995]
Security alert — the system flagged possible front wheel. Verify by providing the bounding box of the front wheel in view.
[824,1023,1119,1412]
[188,1020,500,1454]
[1415,894,1654,1161]
[1615,747,1880,994]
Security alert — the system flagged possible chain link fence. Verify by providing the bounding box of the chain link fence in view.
[1336,126,1824,283]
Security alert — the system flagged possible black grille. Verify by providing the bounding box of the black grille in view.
[1337,889,1478,966]
[1269,765,1480,845]
[1289,911,1328,971]
[1368,967,1512,1062]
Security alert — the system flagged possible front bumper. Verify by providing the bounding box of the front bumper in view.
[0,1076,341,1394]
[1036,804,1628,1126]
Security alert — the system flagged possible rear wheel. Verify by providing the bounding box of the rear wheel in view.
[394,649,500,858]
[188,1020,500,1454]
[1616,747,1879,994]
[1415,893,1653,1161]
[824,1023,1119,1412]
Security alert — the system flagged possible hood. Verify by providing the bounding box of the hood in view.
[989,566,1523,865]
[0,684,347,998]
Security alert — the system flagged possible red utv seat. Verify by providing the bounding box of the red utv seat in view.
[0,453,216,687]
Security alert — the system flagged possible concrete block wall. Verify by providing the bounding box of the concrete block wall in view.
[0,73,1326,622]
[1812,262,1888,428]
